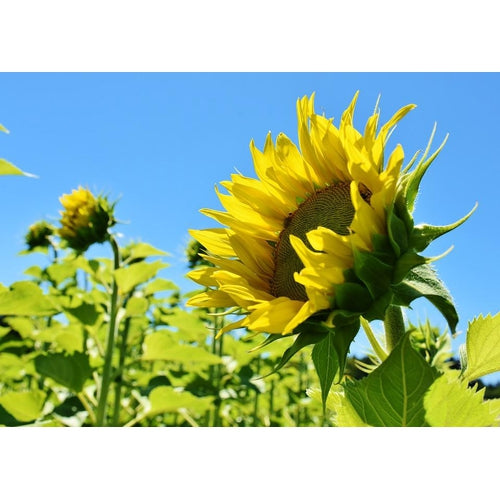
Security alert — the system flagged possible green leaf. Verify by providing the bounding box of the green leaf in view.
[46,261,78,285]
[0,281,59,316]
[142,331,222,365]
[0,353,29,380]
[424,371,500,427]
[125,242,169,261]
[65,302,101,326]
[143,278,179,296]
[462,313,500,381]
[124,296,149,317]
[344,333,438,426]
[160,309,210,343]
[0,390,45,422]
[269,322,329,375]
[114,260,167,295]
[392,264,458,333]
[34,352,92,393]
[0,158,37,177]
[24,265,44,280]
[312,332,339,413]
[147,386,214,416]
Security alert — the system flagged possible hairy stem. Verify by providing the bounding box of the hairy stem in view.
[384,305,405,352]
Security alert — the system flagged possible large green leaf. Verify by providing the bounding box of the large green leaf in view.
[34,352,92,393]
[114,260,167,295]
[344,333,438,426]
[462,313,500,381]
[142,331,222,365]
[0,390,45,422]
[424,371,500,427]
[0,281,58,316]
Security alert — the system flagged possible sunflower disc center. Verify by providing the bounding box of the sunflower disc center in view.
[271,182,354,301]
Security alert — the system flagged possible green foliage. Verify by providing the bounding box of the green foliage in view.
[1,187,499,428]
[462,313,500,381]
[424,371,500,426]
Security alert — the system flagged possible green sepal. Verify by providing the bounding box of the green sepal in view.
[392,251,431,284]
[353,248,393,299]
[387,204,409,257]
[398,125,447,215]
[409,202,478,252]
[334,282,373,312]
[391,264,458,333]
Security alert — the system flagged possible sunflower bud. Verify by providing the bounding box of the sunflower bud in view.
[58,186,116,252]
[25,220,55,251]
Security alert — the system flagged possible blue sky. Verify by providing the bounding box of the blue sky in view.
[1,72,499,364]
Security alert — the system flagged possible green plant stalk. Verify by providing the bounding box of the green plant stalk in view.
[252,357,261,426]
[384,305,405,352]
[95,235,121,426]
[111,315,131,426]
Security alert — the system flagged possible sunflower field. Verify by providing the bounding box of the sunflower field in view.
[2,95,500,428]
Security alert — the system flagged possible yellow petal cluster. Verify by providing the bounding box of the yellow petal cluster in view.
[59,186,98,241]
[187,93,415,336]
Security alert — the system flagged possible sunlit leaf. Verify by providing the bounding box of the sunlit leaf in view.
[344,333,438,426]
[125,242,169,261]
[0,390,45,422]
[148,386,214,416]
[0,353,29,380]
[0,158,37,177]
[0,281,58,316]
[424,371,500,427]
[46,261,78,285]
[462,313,500,381]
[143,278,179,296]
[142,331,222,365]
[114,260,167,295]
[124,296,149,317]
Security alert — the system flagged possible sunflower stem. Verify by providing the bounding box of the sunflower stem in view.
[384,305,405,352]
[96,234,121,426]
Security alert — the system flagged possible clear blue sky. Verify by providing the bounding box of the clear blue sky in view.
[1,73,499,364]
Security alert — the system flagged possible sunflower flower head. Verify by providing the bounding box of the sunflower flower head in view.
[187,92,474,363]
[25,220,55,251]
[58,186,116,252]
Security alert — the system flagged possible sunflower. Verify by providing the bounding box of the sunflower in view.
[187,92,472,340]
[58,186,116,252]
